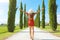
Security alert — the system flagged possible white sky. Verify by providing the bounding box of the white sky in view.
[0,0,9,3]
[0,0,8,24]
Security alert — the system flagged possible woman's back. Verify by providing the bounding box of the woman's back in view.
[28,13,35,20]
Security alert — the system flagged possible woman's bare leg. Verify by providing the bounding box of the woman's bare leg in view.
[30,27,31,37]
[31,27,34,40]
[29,27,32,39]
[29,26,34,40]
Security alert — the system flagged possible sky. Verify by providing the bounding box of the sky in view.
[0,0,60,24]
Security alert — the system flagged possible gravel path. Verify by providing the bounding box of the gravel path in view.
[5,27,60,40]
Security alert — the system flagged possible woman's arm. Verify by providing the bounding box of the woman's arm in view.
[20,9,28,15]
[35,10,40,14]
[35,8,44,14]
[20,9,25,13]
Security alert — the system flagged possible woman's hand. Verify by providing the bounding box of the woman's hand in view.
[20,9,23,12]
[38,8,44,12]
[20,9,26,13]
[37,10,40,13]
[42,8,44,10]
[20,9,27,14]
[35,8,44,14]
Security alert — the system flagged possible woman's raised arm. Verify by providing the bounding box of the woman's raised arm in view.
[35,8,44,14]
[20,9,25,13]
[20,9,28,15]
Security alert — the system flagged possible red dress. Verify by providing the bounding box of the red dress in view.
[28,18,34,26]
[26,13,35,27]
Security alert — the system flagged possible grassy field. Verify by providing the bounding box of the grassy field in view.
[40,25,60,37]
[0,25,21,40]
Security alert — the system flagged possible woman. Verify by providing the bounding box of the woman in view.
[20,9,42,40]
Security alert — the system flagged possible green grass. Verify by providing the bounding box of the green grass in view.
[40,25,60,37]
[0,26,7,34]
[0,25,20,40]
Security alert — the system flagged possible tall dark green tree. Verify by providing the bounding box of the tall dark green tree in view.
[35,5,40,27]
[8,0,17,32]
[24,4,27,28]
[49,0,57,31]
[42,0,45,28]
[24,4,28,27]
[19,2,23,29]
[26,16,28,27]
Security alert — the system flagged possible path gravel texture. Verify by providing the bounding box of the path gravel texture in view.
[5,27,60,40]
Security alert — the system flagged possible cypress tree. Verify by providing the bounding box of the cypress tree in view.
[8,0,17,32]
[49,0,57,31]
[24,4,27,28]
[19,2,23,29]
[42,0,45,28]
[35,5,40,27]
[26,16,28,27]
